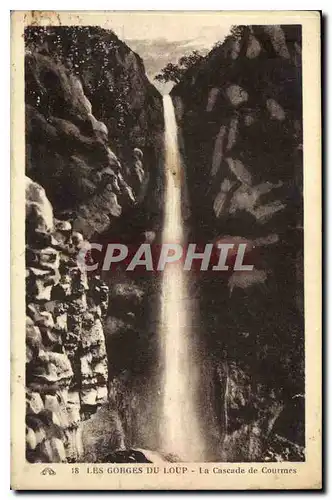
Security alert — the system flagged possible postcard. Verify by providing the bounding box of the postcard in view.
[11,10,321,490]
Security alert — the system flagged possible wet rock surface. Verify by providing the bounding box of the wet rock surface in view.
[102,450,152,464]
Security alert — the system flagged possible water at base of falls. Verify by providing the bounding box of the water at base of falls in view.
[158,95,206,462]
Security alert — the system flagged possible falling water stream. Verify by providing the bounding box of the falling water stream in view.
[159,95,206,461]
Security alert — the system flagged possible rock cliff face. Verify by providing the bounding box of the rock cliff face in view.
[25,26,164,236]
[25,23,305,463]
[172,25,304,460]
[25,27,163,463]
[26,176,109,462]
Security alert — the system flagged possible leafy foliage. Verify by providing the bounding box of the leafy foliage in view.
[154,50,204,84]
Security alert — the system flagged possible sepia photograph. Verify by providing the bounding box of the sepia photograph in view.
[11,10,321,490]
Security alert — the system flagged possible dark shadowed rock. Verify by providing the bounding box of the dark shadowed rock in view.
[26,177,110,463]
[171,25,304,461]
[102,449,152,463]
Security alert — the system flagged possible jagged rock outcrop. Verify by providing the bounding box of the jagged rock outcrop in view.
[172,25,304,461]
[26,177,109,463]
[25,26,163,156]
[25,50,140,238]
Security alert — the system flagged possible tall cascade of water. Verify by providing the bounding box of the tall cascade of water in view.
[159,94,205,461]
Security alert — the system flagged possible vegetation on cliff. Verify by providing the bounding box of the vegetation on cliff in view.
[154,50,204,84]
[25,26,163,159]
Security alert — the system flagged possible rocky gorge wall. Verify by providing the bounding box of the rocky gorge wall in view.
[172,25,304,461]
[25,26,164,463]
[26,177,109,462]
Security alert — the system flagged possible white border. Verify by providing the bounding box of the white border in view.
[4,3,327,497]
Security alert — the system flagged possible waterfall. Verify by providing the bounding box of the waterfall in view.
[159,95,205,461]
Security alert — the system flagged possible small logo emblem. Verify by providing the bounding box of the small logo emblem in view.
[41,467,56,475]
